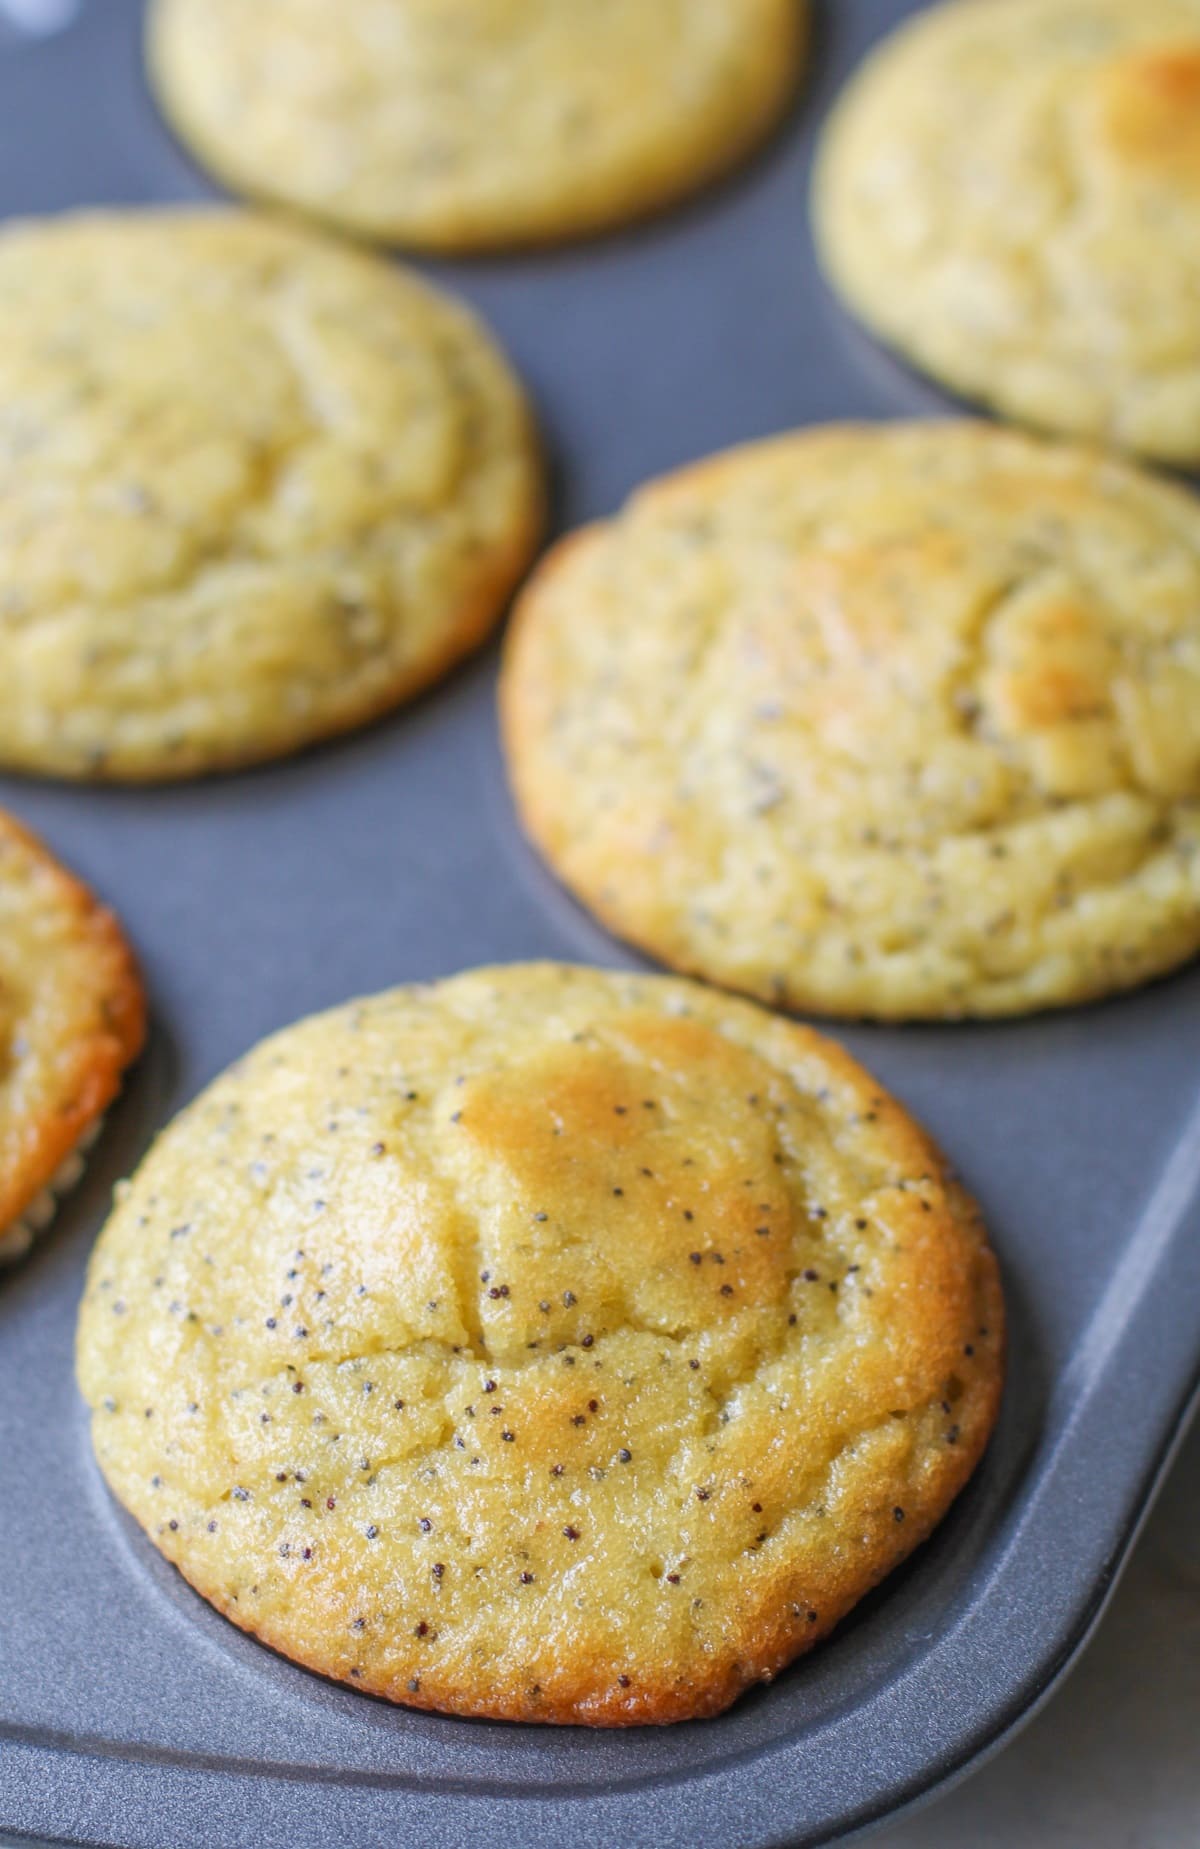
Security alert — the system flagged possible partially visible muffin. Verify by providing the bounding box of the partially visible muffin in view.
[148,0,807,250]
[503,422,1200,1019]
[77,963,1002,1724]
[814,0,1200,463]
[0,208,541,780]
[0,811,144,1263]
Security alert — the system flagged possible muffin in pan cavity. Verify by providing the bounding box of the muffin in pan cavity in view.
[0,208,543,781]
[0,810,144,1264]
[814,0,1200,464]
[147,0,807,252]
[76,962,1002,1726]
[503,421,1200,1020]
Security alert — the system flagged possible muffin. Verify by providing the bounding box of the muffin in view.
[148,0,806,250]
[77,963,1003,1723]
[814,0,1200,463]
[503,422,1200,1018]
[0,810,144,1263]
[0,208,541,779]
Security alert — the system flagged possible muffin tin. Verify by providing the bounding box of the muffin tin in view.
[1,2,1197,1845]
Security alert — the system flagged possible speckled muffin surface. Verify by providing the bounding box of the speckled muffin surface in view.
[502,423,1200,1020]
[148,0,806,251]
[76,963,1002,1726]
[0,208,541,781]
[814,0,1200,463]
[0,811,144,1261]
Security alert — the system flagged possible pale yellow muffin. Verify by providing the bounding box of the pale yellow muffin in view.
[0,209,541,781]
[502,423,1200,1020]
[76,963,1003,1726]
[0,811,144,1262]
[148,0,807,251]
[814,0,1200,464]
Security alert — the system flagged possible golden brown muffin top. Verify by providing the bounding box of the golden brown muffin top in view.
[77,964,1002,1724]
[814,0,1200,461]
[0,810,143,1234]
[503,422,1200,1018]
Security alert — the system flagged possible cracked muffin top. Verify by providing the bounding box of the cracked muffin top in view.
[503,422,1200,1019]
[75,963,1003,1725]
[148,0,806,251]
[814,0,1200,463]
[0,208,541,780]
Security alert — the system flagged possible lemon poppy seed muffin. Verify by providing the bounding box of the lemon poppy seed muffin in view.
[0,208,541,781]
[814,0,1200,463]
[0,811,144,1263]
[502,422,1200,1020]
[77,963,1002,1725]
[148,0,807,251]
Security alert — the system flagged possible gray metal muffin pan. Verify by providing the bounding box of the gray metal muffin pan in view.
[1,2,1197,1844]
